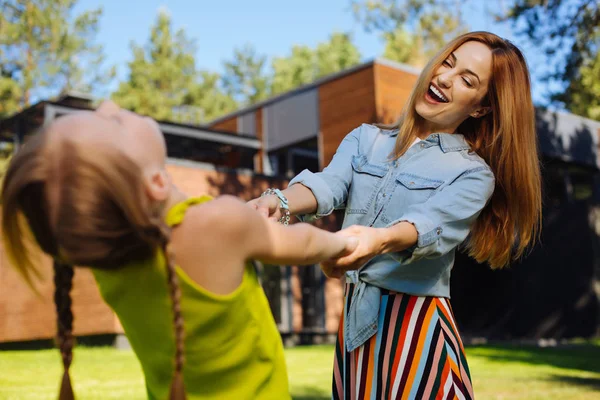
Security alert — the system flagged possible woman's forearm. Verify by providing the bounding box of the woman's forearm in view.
[377,222,419,254]
[282,184,318,216]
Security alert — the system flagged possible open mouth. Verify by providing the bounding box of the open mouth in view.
[427,84,449,103]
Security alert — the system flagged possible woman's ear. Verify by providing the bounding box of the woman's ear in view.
[471,106,492,119]
[144,168,171,202]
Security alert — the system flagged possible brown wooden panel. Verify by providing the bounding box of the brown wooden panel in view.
[209,116,237,133]
[325,278,344,333]
[374,63,419,125]
[0,243,119,342]
[291,266,303,332]
[253,108,264,174]
[253,150,264,174]
[319,65,376,168]
[255,108,263,141]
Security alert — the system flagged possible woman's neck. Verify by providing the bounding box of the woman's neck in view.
[418,120,458,139]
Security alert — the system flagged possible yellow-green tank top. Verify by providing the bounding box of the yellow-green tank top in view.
[92,196,290,399]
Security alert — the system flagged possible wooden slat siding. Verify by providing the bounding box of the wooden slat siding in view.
[374,62,419,124]
[255,108,263,140]
[318,65,377,168]
[0,243,120,342]
[253,151,263,174]
[209,116,237,133]
[254,108,264,173]
[291,266,303,332]
[325,278,344,333]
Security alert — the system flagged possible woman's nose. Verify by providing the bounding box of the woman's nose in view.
[437,73,452,89]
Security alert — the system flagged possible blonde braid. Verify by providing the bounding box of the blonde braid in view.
[53,262,76,400]
[162,239,187,400]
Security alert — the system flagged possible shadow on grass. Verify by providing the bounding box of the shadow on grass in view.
[292,396,330,400]
[469,343,600,375]
[548,374,600,391]
[291,386,330,400]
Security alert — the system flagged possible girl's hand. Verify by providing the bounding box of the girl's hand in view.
[247,195,282,222]
[321,225,384,274]
[320,235,359,278]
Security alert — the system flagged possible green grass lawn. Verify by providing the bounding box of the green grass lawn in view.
[0,342,599,399]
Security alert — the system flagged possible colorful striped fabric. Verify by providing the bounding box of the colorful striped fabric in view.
[332,284,474,400]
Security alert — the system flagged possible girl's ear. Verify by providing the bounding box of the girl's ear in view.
[144,168,171,202]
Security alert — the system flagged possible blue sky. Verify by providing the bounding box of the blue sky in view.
[73,0,550,104]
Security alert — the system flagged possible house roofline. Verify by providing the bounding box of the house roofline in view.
[206,58,422,126]
[0,102,261,149]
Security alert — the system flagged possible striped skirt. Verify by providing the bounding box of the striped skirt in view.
[332,283,474,400]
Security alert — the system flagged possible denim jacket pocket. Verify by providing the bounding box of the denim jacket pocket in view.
[351,155,387,177]
[346,155,388,214]
[381,173,444,224]
[396,173,444,190]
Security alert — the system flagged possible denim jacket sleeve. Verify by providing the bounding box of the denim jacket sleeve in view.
[387,165,495,261]
[288,126,361,221]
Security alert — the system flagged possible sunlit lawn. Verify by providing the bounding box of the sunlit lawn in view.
[0,342,599,399]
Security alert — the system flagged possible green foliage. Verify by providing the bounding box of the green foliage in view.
[0,0,114,117]
[501,0,599,119]
[382,27,426,65]
[112,11,198,122]
[271,45,318,95]
[315,33,362,77]
[112,11,237,124]
[222,44,270,106]
[351,0,466,66]
[184,71,238,123]
[271,33,361,96]
[562,44,600,120]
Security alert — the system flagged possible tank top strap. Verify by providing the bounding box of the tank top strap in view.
[165,195,213,227]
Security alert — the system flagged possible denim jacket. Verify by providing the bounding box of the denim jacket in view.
[288,124,495,352]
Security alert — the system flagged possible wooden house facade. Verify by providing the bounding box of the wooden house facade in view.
[2,56,600,346]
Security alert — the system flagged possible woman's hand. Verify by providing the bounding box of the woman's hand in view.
[321,225,385,275]
[247,195,282,221]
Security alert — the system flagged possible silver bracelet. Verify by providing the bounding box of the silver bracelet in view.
[261,188,290,226]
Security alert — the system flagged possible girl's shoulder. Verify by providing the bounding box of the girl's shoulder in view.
[169,195,252,294]
[173,195,250,243]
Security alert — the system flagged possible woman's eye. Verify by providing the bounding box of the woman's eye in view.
[463,78,473,87]
[443,60,452,67]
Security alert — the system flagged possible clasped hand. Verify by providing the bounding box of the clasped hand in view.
[247,195,381,279]
[321,225,382,278]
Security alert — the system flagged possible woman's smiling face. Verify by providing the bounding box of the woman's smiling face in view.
[415,40,493,134]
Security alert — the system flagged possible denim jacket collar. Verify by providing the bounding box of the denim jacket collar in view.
[386,130,470,153]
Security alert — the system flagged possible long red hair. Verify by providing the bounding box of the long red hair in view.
[388,31,541,268]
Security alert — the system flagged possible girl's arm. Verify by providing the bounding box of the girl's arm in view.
[220,195,356,265]
[171,195,357,295]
